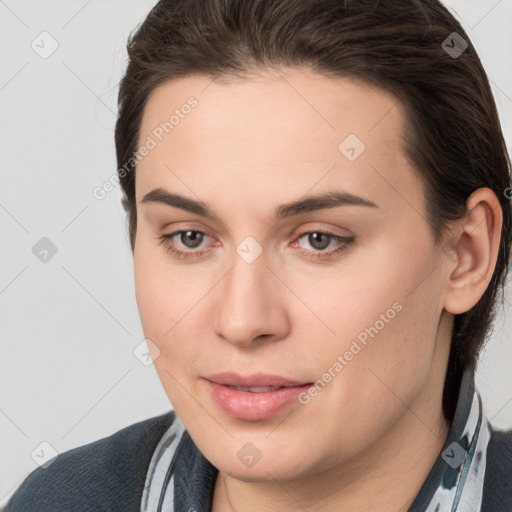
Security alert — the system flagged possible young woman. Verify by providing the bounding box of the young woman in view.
[5,0,512,510]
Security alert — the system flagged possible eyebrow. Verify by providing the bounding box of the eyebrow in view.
[140,187,379,221]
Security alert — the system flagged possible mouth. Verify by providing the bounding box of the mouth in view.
[226,385,285,393]
[203,372,313,421]
[204,371,311,388]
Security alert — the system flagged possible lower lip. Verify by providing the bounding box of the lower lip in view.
[204,380,312,420]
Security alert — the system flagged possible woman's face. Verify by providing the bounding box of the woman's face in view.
[133,68,453,481]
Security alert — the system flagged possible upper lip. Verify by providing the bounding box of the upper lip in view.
[204,372,311,388]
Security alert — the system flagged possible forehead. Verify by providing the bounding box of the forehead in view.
[135,68,424,219]
[138,68,405,152]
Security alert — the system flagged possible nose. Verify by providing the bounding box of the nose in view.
[213,247,290,348]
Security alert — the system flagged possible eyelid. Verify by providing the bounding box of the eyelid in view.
[161,222,352,245]
[160,228,216,250]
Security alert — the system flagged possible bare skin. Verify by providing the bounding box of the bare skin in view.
[132,68,502,511]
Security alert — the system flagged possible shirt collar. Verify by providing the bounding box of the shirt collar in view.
[408,367,490,511]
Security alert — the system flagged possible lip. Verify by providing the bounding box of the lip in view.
[203,372,313,421]
[204,372,310,388]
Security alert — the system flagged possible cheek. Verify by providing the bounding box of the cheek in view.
[302,239,443,378]
[133,247,211,375]
[134,244,183,361]
[133,256,200,409]
[134,238,195,336]
[299,263,444,460]
[133,259,165,339]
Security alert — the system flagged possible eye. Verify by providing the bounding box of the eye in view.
[157,229,354,261]
[294,231,354,260]
[158,230,212,260]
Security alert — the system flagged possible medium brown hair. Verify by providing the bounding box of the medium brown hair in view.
[115,0,512,424]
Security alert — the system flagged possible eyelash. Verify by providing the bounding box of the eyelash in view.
[157,229,354,261]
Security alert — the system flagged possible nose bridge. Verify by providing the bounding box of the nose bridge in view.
[213,242,288,346]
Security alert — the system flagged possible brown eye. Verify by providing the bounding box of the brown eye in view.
[295,231,354,260]
[158,230,211,259]
[179,230,205,248]
[305,232,332,250]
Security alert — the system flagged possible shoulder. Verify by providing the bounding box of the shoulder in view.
[482,425,512,511]
[4,410,176,512]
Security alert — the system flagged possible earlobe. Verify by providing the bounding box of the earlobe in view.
[444,188,502,315]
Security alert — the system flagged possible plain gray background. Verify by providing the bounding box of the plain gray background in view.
[1,0,511,505]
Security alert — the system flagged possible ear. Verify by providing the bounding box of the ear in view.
[443,187,503,315]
